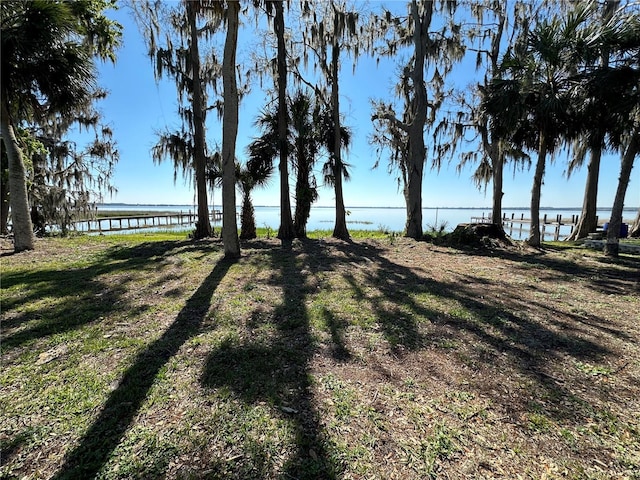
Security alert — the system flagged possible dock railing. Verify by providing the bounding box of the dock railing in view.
[470,213,590,241]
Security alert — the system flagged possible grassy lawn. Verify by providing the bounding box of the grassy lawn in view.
[1,232,639,479]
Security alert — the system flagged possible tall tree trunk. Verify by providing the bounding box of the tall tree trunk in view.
[1,100,34,252]
[567,145,602,240]
[274,1,295,240]
[605,127,639,257]
[187,1,212,239]
[30,150,46,235]
[527,134,547,247]
[221,0,240,258]
[488,7,506,229]
[331,36,349,240]
[404,0,431,240]
[330,6,348,241]
[629,207,640,238]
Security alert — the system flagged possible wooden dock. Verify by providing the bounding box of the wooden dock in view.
[72,210,223,233]
[470,212,589,241]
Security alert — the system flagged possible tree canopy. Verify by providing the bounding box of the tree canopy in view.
[1,0,121,251]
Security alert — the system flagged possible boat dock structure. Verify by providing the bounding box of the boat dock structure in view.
[71,210,223,233]
[470,212,588,241]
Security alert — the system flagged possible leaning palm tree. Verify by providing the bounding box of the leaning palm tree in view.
[605,122,639,256]
[576,10,640,256]
[569,65,640,253]
[1,1,96,251]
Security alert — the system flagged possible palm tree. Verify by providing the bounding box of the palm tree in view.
[570,65,640,254]
[574,9,640,255]
[486,2,640,249]
[290,90,321,238]
[206,147,272,241]
[204,144,274,242]
[238,154,275,240]
[247,103,280,234]
[605,123,639,256]
[248,91,326,239]
[454,1,538,229]
[566,1,620,241]
[1,1,96,251]
[484,14,579,247]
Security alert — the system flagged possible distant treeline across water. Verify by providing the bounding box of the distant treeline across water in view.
[97,204,637,240]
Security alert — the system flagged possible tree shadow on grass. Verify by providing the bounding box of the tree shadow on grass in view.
[1,240,219,352]
[51,256,234,480]
[321,240,619,425]
[30,236,633,478]
[200,237,601,474]
[201,238,630,475]
[201,237,626,477]
[201,240,341,479]
[430,242,639,339]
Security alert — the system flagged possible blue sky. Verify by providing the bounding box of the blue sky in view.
[84,2,639,209]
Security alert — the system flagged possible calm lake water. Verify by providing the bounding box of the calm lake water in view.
[97,204,637,241]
